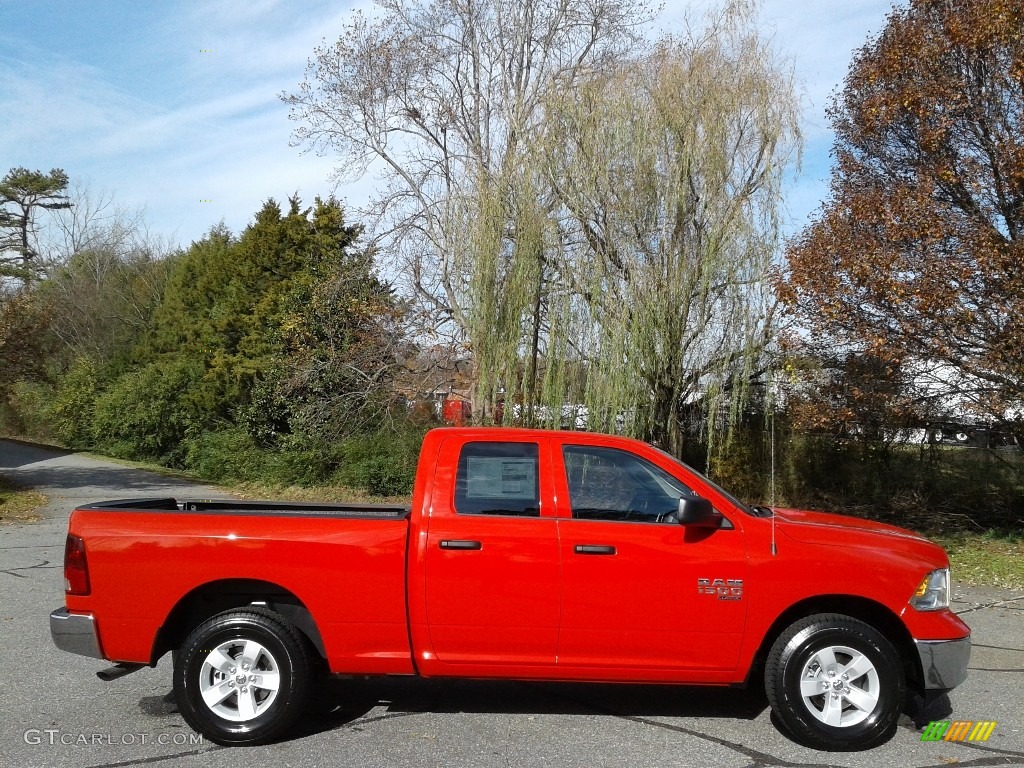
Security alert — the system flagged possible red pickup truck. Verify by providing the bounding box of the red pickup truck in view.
[51,427,970,750]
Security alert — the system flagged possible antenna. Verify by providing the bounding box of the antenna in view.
[769,367,778,556]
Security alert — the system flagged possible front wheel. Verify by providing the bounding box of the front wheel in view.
[765,613,905,750]
[173,608,313,746]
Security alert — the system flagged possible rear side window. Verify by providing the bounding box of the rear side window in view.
[454,442,540,516]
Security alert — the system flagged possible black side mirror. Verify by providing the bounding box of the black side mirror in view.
[677,495,720,527]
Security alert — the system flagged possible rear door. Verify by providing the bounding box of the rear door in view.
[555,440,748,676]
[421,436,561,672]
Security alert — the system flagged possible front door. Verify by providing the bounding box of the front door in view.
[556,443,748,675]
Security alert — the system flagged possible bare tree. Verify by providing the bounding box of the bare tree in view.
[283,0,653,401]
[38,183,174,360]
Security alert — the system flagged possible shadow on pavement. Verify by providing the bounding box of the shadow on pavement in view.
[141,676,771,741]
[0,438,74,469]
[2,464,215,495]
[292,677,771,738]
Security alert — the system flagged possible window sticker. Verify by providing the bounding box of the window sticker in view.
[466,457,537,499]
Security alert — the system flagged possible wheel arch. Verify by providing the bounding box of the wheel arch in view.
[152,579,326,665]
[748,595,921,690]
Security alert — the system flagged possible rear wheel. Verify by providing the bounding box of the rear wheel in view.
[765,613,904,750]
[173,608,313,746]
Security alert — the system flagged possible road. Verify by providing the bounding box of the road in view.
[1,438,1022,768]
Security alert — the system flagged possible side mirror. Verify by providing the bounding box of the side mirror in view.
[677,495,720,527]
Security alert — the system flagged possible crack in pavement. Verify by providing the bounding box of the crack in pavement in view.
[83,746,222,768]
[955,596,1024,615]
[610,712,1024,768]
[971,644,1024,653]
[958,740,1024,760]
[604,712,840,768]
[732,758,1024,768]
[908,758,1024,767]
[525,683,1024,768]
[342,710,426,731]
[76,711,424,768]
[521,684,824,768]
[0,559,59,578]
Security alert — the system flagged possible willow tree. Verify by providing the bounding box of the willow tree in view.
[283,0,653,415]
[539,3,801,454]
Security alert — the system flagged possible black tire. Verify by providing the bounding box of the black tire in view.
[173,608,313,746]
[765,613,904,751]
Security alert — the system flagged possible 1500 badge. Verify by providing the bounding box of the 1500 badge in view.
[698,578,743,600]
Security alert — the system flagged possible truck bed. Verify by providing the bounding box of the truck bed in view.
[64,497,414,674]
[78,497,412,519]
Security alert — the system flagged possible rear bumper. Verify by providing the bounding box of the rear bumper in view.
[915,635,970,690]
[50,607,103,659]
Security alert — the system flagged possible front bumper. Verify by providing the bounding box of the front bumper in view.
[915,635,971,690]
[50,607,103,659]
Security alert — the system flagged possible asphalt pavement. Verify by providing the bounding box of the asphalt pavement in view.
[1,438,1022,768]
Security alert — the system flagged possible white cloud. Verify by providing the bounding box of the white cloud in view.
[0,1,376,247]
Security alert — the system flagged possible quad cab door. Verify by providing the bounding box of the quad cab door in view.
[554,438,748,678]
[419,435,561,675]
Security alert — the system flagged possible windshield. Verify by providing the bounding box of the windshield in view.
[650,446,755,515]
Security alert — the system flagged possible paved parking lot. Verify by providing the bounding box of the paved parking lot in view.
[2,439,1022,768]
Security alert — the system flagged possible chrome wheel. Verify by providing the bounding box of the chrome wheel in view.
[198,639,282,722]
[798,644,880,727]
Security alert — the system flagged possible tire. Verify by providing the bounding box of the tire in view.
[765,613,904,751]
[173,608,313,746]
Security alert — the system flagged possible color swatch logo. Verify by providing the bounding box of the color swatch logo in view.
[921,721,997,742]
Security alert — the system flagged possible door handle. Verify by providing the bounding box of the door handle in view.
[574,544,616,555]
[440,539,483,551]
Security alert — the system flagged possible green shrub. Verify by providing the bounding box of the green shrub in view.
[49,358,100,448]
[333,427,427,496]
[4,381,55,440]
[182,428,267,482]
[92,360,205,462]
[182,427,344,486]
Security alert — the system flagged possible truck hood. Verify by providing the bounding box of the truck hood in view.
[772,507,933,545]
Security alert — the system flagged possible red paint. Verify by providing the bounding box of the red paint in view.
[59,427,970,688]
[442,398,470,425]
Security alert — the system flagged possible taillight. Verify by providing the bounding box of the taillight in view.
[64,534,91,595]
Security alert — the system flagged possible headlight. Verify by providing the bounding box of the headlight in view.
[909,568,950,611]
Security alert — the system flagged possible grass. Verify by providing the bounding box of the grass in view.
[935,532,1024,591]
[0,476,47,524]
[76,449,207,481]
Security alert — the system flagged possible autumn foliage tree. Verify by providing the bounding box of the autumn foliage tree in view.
[0,289,56,392]
[782,0,1024,428]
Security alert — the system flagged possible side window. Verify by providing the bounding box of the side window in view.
[563,445,693,523]
[454,442,540,517]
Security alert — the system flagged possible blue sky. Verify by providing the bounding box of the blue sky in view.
[1,0,894,250]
